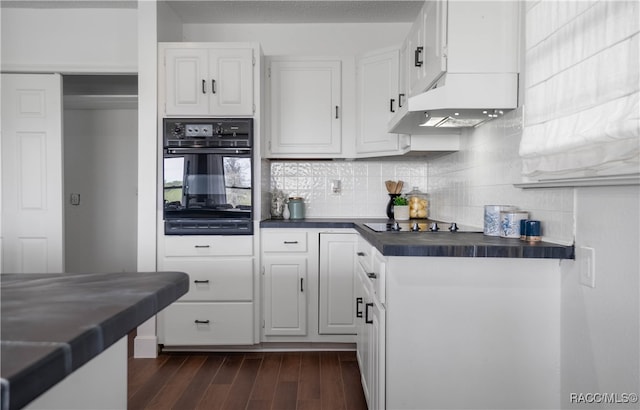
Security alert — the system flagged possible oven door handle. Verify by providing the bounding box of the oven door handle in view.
[165,148,252,155]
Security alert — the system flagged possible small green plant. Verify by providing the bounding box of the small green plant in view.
[393,196,408,206]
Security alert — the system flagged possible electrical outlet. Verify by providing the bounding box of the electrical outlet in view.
[331,179,342,195]
[70,193,81,206]
[579,246,596,288]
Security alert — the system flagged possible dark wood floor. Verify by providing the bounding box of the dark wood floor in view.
[127,346,367,410]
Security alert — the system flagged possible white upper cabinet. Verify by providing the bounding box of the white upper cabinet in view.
[266,58,342,157]
[356,48,410,156]
[406,0,448,97]
[162,44,254,116]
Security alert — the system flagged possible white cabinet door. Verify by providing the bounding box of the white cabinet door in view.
[164,46,254,116]
[263,256,307,336]
[356,263,372,405]
[164,48,210,116]
[420,0,447,89]
[268,59,342,156]
[368,296,386,410]
[209,48,254,115]
[356,49,408,156]
[1,74,63,273]
[319,233,357,334]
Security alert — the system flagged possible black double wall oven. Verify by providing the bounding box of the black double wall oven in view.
[163,118,254,235]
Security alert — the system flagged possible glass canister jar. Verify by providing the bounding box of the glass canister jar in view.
[288,197,305,220]
[407,187,429,219]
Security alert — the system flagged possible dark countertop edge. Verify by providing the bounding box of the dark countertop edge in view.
[260,218,575,259]
[1,271,189,410]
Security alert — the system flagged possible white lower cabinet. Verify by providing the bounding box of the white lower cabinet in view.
[319,233,357,334]
[261,228,357,343]
[355,234,562,410]
[355,242,386,410]
[262,255,307,336]
[158,236,256,347]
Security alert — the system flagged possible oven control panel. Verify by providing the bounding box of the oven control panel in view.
[164,118,253,148]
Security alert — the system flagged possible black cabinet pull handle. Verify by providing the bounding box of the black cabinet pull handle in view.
[194,280,210,284]
[357,251,366,256]
[194,245,210,248]
[399,93,405,108]
[365,303,373,324]
[202,79,206,94]
[390,98,396,113]
[211,79,216,94]
[335,106,339,119]
[194,319,210,324]
[356,297,363,318]
[284,241,298,244]
[367,272,377,279]
[415,46,424,67]
[300,278,304,292]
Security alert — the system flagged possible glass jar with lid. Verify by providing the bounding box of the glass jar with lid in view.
[407,187,429,219]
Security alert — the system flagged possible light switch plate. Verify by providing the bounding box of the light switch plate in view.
[70,193,81,206]
[578,246,596,288]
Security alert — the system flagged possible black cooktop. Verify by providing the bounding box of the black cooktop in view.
[364,221,480,233]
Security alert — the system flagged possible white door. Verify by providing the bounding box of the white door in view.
[268,59,342,155]
[1,73,64,273]
[263,256,307,336]
[164,48,209,116]
[356,49,401,155]
[319,233,357,334]
[209,48,254,115]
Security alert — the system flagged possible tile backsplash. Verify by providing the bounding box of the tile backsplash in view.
[269,160,429,219]
[268,107,575,244]
[427,107,575,244]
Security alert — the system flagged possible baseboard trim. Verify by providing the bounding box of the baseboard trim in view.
[133,335,159,358]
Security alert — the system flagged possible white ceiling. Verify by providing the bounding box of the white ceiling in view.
[0,0,424,24]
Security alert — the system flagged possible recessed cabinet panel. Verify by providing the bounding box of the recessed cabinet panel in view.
[162,235,253,257]
[261,231,307,252]
[268,59,342,155]
[319,233,357,334]
[162,258,254,302]
[159,302,254,345]
[356,49,407,156]
[209,48,254,115]
[164,48,209,116]
[263,256,307,336]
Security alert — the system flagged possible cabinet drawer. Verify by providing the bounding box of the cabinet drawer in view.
[160,302,254,345]
[161,259,253,302]
[262,231,308,252]
[163,235,253,257]
[356,235,374,273]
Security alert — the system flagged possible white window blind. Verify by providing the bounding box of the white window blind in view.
[519,0,639,179]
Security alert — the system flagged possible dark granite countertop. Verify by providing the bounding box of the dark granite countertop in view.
[0,271,189,410]
[260,218,575,259]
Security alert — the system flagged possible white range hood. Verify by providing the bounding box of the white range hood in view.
[388,72,519,135]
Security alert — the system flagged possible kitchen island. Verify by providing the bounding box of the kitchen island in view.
[0,271,189,410]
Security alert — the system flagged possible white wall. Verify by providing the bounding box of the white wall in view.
[561,185,639,409]
[183,23,410,56]
[64,108,138,273]
[0,7,137,72]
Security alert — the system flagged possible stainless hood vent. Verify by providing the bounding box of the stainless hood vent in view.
[388,72,519,135]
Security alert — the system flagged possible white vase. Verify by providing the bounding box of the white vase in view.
[283,204,291,220]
